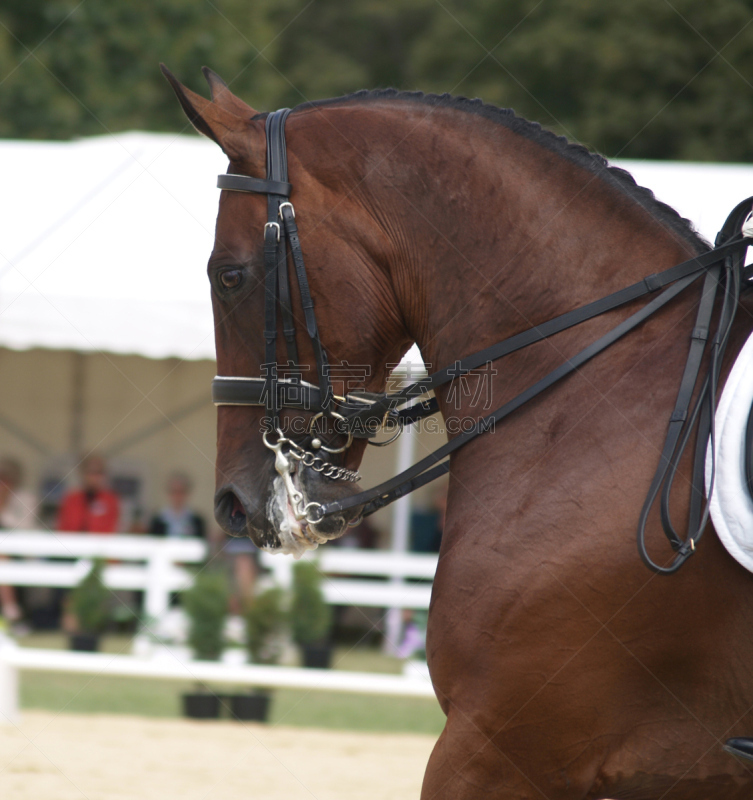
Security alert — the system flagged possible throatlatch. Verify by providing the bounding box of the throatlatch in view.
[214,107,753,573]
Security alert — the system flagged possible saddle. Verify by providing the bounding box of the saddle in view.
[706,332,753,572]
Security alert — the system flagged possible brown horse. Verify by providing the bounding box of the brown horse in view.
[164,67,753,798]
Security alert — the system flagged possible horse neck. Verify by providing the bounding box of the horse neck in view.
[363,107,703,399]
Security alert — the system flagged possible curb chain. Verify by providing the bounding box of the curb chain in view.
[286,440,360,483]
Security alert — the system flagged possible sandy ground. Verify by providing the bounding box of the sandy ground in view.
[0,711,435,799]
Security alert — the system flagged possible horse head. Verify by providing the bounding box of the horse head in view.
[163,66,412,556]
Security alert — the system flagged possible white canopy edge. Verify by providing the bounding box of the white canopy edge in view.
[0,132,750,370]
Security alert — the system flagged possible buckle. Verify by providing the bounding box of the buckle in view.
[344,392,379,407]
[264,221,281,242]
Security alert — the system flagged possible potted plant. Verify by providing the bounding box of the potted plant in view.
[69,558,110,651]
[181,568,229,719]
[233,586,287,721]
[291,560,333,668]
[245,585,287,665]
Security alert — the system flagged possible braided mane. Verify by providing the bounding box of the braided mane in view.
[289,88,708,252]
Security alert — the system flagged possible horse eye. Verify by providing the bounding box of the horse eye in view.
[220,270,242,289]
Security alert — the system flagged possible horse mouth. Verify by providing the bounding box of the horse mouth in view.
[215,467,360,555]
[266,473,330,558]
[214,483,320,555]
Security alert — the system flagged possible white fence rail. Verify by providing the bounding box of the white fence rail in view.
[260,550,438,610]
[0,533,439,618]
[0,637,435,725]
[0,532,206,619]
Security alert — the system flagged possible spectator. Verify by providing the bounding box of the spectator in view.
[0,457,37,623]
[149,472,206,539]
[57,454,120,533]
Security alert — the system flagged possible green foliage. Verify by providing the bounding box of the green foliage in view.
[182,568,228,661]
[70,558,110,634]
[0,0,285,139]
[407,0,753,161]
[244,586,287,664]
[2,0,753,160]
[290,560,332,646]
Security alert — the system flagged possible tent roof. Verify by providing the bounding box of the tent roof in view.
[1,132,751,364]
[0,132,225,360]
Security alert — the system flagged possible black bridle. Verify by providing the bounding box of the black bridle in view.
[214,108,753,574]
[217,109,331,435]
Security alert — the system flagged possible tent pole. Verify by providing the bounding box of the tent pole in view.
[0,412,51,456]
[383,425,416,655]
[70,352,85,456]
[383,359,426,656]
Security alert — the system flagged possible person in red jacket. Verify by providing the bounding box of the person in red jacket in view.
[57,454,120,533]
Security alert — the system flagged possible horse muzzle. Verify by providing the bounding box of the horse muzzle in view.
[214,461,363,558]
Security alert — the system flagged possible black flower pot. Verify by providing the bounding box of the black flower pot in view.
[301,643,333,669]
[182,692,221,719]
[230,692,271,722]
[70,633,100,652]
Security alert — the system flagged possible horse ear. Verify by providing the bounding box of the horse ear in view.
[201,66,258,119]
[160,64,260,164]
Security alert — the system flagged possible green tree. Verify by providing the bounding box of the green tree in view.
[408,0,753,160]
[0,0,286,138]
[2,0,753,161]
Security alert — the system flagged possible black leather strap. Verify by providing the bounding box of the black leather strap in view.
[212,376,409,437]
[344,239,748,433]
[634,268,721,569]
[263,222,280,428]
[277,246,300,373]
[635,203,751,573]
[314,269,701,521]
[213,375,372,411]
[264,111,299,374]
[279,203,332,407]
[217,174,291,196]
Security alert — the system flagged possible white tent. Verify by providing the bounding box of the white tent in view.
[1,132,751,364]
[0,133,225,360]
[614,159,753,245]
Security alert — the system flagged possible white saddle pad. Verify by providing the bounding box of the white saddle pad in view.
[705,332,753,571]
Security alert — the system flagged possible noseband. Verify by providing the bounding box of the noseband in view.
[214,107,753,573]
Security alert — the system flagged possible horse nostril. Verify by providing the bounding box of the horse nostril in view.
[230,493,245,518]
[215,489,248,535]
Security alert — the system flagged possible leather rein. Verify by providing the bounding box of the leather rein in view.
[214,107,753,574]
